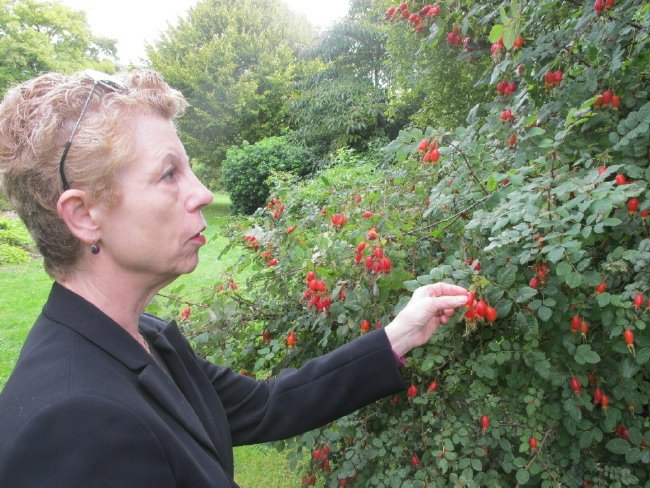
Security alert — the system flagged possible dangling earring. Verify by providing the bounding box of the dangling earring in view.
[90,243,100,255]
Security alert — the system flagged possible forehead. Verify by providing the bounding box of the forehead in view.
[131,115,187,163]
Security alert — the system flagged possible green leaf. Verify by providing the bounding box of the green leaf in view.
[636,347,650,365]
[489,24,505,43]
[537,306,552,322]
[516,469,530,485]
[565,272,583,288]
[606,438,630,455]
[574,344,601,365]
[556,262,572,276]
[516,286,538,303]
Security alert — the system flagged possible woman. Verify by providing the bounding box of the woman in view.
[0,69,468,487]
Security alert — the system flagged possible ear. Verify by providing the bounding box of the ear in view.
[56,189,101,245]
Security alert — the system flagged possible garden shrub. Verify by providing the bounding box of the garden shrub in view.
[186,1,649,486]
[221,136,316,215]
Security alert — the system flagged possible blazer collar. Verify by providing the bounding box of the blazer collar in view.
[42,283,221,460]
[43,282,150,370]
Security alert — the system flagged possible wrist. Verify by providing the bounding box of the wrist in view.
[384,321,413,359]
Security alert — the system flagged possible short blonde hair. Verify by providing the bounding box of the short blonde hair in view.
[0,69,187,280]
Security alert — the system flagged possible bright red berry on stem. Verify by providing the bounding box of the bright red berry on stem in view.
[475,300,487,318]
[529,276,539,289]
[571,315,581,332]
[427,381,438,392]
[529,436,538,452]
[360,320,371,333]
[624,329,634,346]
[600,394,609,410]
[570,377,581,395]
[627,198,639,214]
[595,282,607,294]
[593,387,603,404]
[411,454,420,468]
[367,228,378,240]
[633,293,644,309]
[481,415,490,433]
[268,258,278,267]
[466,292,476,307]
[615,173,627,185]
[362,210,374,218]
[418,139,429,151]
[486,306,498,324]
[286,331,296,347]
[181,306,191,321]
[306,271,315,282]
[598,165,607,175]
[407,384,418,398]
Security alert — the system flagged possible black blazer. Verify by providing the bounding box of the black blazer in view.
[0,283,405,487]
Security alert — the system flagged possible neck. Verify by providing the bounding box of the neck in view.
[60,267,171,339]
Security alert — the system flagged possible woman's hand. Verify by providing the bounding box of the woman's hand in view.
[384,282,468,358]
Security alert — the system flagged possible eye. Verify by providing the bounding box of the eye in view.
[162,167,178,182]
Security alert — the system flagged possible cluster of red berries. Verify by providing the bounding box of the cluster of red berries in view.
[570,315,589,336]
[496,79,517,96]
[418,138,441,164]
[544,70,563,89]
[594,88,620,109]
[464,292,498,324]
[267,198,285,219]
[331,213,347,227]
[385,3,441,33]
[528,263,549,289]
[260,249,278,267]
[500,109,515,122]
[355,240,392,275]
[312,444,331,472]
[303,271,332,312]
[594,0,614,14]
[216,277,238,293]
[592,386,610,411]
[447,25,462,46]
[243,233,260,250]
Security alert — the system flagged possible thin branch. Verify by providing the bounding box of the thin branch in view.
[446,140,489,195]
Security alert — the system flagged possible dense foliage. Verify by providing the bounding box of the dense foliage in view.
[179,0,650,486]
[147,0,315,187]
[221,136,316,215]
[0,0,117,96]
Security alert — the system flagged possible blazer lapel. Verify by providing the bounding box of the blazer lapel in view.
[144,321,234,474]
[42,283,223,465]
[136,362,220,459]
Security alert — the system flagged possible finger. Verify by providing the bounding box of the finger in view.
[425,283,468,298]
[427,294,469,311]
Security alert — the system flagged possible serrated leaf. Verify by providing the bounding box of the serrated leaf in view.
[606,438,630,455]
[636,347,650,365]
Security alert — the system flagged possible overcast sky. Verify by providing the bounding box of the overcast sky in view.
[57,0,350,65]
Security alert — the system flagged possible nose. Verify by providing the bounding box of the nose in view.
[187,172,214,211]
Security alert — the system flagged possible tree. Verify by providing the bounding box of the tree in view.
[0,0,117,96]
[147,0,316,188]
[286,13,393,154]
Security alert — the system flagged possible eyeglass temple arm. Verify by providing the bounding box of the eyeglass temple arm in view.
[59,81,98,191]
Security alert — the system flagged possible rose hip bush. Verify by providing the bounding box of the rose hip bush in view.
[183,1,650,486]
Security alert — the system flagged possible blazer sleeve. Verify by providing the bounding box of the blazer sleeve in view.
[0,395,175,488]
[195,328,406,446]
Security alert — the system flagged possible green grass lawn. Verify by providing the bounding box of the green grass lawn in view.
[0,193,296,487]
